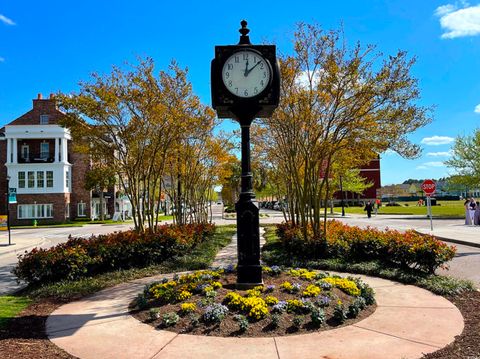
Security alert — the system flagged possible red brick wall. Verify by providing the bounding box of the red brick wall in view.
[69,148,92,219]
[9,97,63,126]
[9,193,70,225]
[16,138,56,161]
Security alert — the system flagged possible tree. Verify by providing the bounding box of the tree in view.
[257,22,432,239]
[445,129,480,188]
[59,58,210,232]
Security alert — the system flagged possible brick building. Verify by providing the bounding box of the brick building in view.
[0,94,127,225]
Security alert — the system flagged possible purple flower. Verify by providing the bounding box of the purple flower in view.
[272,300,288,313]
[265,284,276,292]
[316,295,331,307]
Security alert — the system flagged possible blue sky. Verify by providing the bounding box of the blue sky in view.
[1,0,480,185]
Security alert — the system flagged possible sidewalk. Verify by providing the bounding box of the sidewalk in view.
[46,232,464,359]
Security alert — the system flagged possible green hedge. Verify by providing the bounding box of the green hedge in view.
[276,221,456,274]
[13,223,215,285]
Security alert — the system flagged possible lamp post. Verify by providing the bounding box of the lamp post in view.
[339,175,345,217]
[211,21,280,287]
[6,175,11,245]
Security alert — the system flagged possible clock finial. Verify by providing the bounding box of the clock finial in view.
[238,20,251,45]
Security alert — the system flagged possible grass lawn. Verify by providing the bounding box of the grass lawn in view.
[0,296,32,329]
[335,200,466,217]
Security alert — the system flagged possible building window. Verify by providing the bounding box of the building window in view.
[65,203,70,219]
[21,145,29,161]
[46,171,53,187]
[40,115,49,124]
[37,171,44,187]
[40,142,49,159]
[18,204,53,219]
[27,171,35,188]
[18,172,25,188]
[78,202,86,217]
[66,170,70,189]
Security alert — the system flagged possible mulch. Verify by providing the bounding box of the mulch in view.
[131,272,376,337]
[0,290,478,358]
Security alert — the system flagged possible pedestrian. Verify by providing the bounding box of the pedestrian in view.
[475,201,480,225]
[464,199,472,225]
[374,199,380,216]
[364,200,373,218]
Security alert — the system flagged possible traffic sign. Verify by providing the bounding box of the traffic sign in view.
[421,179,436,196]
[8,188,17,204]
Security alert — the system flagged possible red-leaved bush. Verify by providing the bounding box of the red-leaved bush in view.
[276,221,455,274]
[13,223,215,285]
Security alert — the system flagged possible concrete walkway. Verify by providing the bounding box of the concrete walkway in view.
[46,231,464,359]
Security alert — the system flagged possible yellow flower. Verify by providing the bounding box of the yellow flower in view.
[302,284,321,297]
[265,295,279,305]
[321,277,360,296]
[180,302,196,313]
[177,290,192,301]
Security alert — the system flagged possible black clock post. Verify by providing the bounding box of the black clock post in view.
[211,21,280,288]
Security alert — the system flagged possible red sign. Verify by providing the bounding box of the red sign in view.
[421,179,436,196]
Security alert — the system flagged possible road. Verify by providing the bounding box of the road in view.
[0,206,478,294]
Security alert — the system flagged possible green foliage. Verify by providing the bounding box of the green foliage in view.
[333,302,348,323]
[310,307,326,327]
[0,296,32,329]
[161,312,180,327]
[445,129,480,187]
[292,315,304,328]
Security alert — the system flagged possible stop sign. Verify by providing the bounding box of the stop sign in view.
[421,179,436,196]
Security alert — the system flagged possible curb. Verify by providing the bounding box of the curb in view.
[413,230,480,249]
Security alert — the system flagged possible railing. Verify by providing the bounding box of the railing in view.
[18,154,54,163]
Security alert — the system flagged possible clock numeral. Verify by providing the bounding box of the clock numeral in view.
[260,62,264,69]
[244,89,248,96]
[253,56,257,63]
[243,53,249,60]
[228,64,233,70]
[235,87,239,94]
[254,87,258,94]
[261,80,264,86]
[263,72,267,78]
[228,80,232,87]
[235,56,239,63]
[225,72,229,79]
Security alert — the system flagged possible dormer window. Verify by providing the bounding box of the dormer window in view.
[40,115,49,124]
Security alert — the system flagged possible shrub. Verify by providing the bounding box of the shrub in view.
[136,293,148,309]
[162,312,180,327]
[333,301,347,323]
[276,221,455,274]
[203,303,229,323]
[14,223,215,285]
[234,314,249,332]
[149,308,160,320]
[292,315,304,328]
[270,313,281,328]
[310,307,326,327]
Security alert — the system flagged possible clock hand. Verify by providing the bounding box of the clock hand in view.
[245,61,262,76]
[244,59,249,77]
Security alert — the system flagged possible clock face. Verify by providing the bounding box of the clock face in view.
[221,50,271,98]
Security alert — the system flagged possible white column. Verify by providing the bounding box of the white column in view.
[6,138,11,163]
[12,138,18,164]
[62,138,68,163]
[55,138,60,163]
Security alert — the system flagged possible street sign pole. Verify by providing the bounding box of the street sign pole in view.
[427,195,433,231]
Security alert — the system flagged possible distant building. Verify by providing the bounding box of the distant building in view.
[0,94,128,225]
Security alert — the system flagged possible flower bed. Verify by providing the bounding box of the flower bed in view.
[13,223,215,285]
[276,221,456,273]
[130,266,376,337]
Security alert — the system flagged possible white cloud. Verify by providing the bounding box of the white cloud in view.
[383,149,396,156]
[424,161,445,167]
[426,151,452,157]
[421,135,455,145]
[434,3,480,39]
[416,161,446,170]
[475,104,480,113]
[0,14,15,26]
